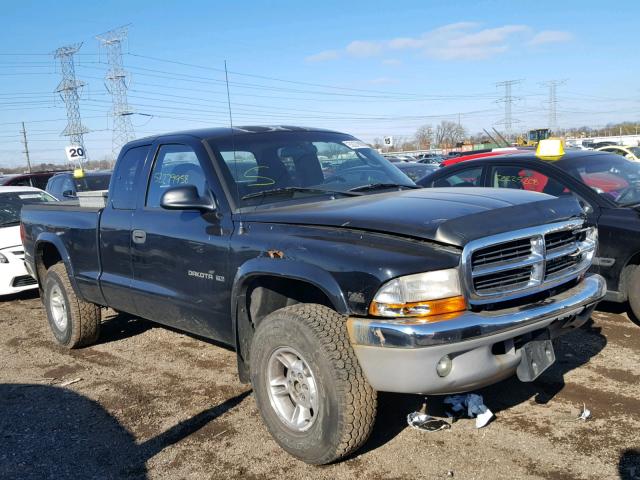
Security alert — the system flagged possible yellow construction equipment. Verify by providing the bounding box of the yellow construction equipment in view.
[516,128,551,147]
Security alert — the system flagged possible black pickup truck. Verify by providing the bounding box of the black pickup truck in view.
[21,126,606,464]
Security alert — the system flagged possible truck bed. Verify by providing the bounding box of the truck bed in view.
[21,203,105,305]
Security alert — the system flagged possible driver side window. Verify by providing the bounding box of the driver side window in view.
[146,144,206,208]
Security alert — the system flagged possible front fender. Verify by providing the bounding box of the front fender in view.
[231,257,349,320]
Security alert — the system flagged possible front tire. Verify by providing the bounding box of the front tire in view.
[43,262,101,348]
[250,304,377,464]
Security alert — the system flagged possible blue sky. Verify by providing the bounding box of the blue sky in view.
[1,0,638,166]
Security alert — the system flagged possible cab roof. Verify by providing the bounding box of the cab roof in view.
[133,125,344,144]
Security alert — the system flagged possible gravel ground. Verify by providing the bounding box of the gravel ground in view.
[1,291,639,479]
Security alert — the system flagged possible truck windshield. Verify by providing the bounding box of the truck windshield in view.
[207,131,414,207]
[0,191,56,227]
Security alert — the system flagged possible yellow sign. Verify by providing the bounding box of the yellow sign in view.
[536,139,565,160]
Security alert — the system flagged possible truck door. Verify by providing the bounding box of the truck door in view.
[130,140,233,343]
[99,144,150,314]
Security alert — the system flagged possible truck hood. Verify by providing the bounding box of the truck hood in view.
[241,188,585,247]
[0,225,21,250]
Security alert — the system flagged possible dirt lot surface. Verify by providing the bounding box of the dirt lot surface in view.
[1,292,639,479]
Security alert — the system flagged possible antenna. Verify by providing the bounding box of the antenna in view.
[224,61,241,216]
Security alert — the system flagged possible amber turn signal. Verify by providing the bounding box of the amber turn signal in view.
[369,295,467,319]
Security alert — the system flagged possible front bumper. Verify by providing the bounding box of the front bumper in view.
[346,274,606,394]
[0,260,38,296]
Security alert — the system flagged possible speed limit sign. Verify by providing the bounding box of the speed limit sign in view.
[65,144,87,162]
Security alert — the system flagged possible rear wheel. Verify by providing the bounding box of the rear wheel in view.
[43,262,101,348]
[250,303,377,464]
[627,266,640,326]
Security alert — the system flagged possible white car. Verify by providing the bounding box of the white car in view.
[596,145,640,162]
[0,186,57,296]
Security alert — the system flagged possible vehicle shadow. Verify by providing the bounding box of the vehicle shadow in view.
[619,449,640,480]
[478,319,607,412]
[98,310,236,352]
[99,311,154,345]
[358,319,606,455]
[0,383,250,479]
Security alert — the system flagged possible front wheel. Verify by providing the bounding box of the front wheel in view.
[43,262,101,348]
[250,304,377,464]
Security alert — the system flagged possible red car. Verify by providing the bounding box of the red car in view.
[0,171,70,190]
[440,148,522,167]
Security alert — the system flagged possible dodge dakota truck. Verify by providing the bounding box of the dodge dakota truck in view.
[21,126,606,464]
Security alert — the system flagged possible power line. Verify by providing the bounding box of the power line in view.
[540,79,566,130]
[96,25,135,158]
[53,43,89,154]
[495,79,523,136]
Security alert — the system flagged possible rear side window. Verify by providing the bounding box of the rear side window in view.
[146,144,206,208]
[111,145,149,209]
[489,165,570,196]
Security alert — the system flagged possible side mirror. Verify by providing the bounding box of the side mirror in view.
[160,185,216,212]
[62,190,75,198]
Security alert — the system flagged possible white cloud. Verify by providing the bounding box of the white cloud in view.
[306,22,571,62]
[528,30,573,46]
[345,40,383,57]
[381,58,402,66]
[305,49,340,62]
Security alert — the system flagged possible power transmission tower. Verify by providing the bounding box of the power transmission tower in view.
[495,79,523,137]
[540,80,566,131]
[96,26,135,160]
[53,43,89,156]
[20,122,32,173]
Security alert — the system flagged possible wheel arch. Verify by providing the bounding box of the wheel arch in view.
[231,258,349,381]
[33,234,80,296]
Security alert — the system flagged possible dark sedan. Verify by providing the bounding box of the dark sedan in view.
[394,162,438,181]
[418,150,640,324]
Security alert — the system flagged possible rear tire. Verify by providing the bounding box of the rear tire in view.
[43,262,101,348]
[250,303,377,464]
[627,266,640,326]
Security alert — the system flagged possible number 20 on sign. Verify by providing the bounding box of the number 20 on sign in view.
[65,145,86,163]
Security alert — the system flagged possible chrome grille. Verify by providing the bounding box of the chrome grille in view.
[462,220,596,304]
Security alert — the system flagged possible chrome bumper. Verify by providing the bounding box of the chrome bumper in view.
[346,274,606,394]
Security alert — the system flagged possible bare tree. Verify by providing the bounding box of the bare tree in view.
[433,120,466,148]
[414,124,433,149]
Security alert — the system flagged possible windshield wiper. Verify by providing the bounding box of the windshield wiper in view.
[241,186,360,201]
[348,183,420,193]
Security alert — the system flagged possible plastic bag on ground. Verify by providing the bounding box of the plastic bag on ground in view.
[407,412,451,432]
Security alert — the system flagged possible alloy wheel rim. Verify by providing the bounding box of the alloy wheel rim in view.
[49,284,68,331]
[266,346,319,432]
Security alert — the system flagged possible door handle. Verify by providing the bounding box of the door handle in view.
[132,230,147,244]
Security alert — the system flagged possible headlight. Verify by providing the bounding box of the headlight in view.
[0,253,8,264]
[369,268,466,319]
[578,226,598,264]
